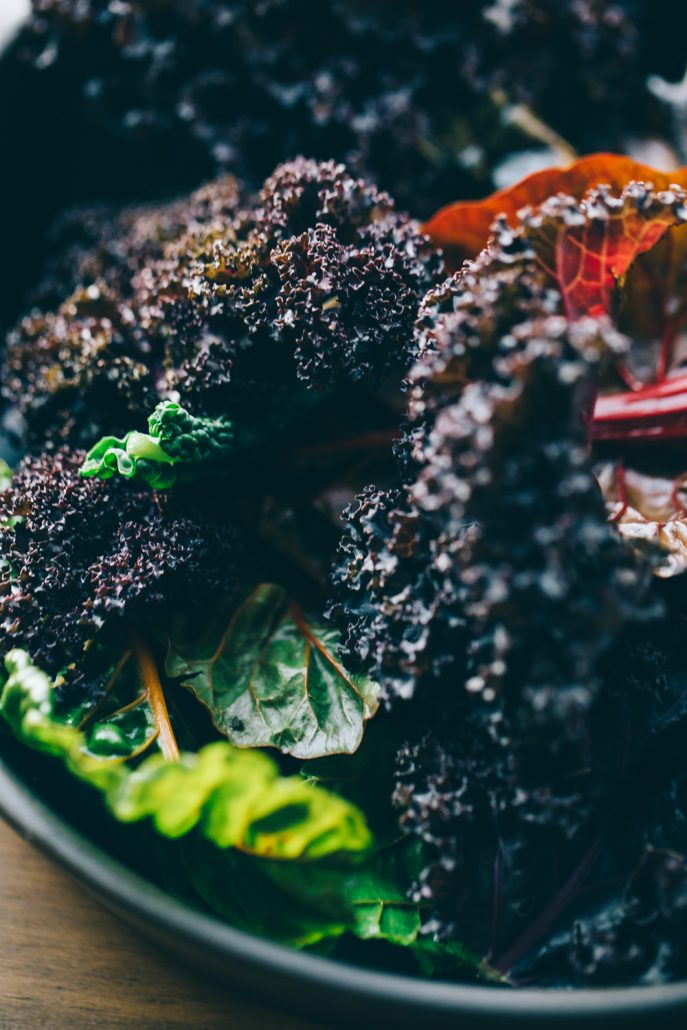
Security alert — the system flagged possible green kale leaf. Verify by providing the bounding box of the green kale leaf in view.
[165,585,379,760]
[79,400,234,489]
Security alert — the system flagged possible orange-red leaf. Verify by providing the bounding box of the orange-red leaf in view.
[424,154,687,444]
[523,187,687,320]
[424,153,687,269]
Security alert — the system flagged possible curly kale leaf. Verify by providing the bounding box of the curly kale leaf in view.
[427,160,687,446]
[165,584,379,760]
[330,205,661,959]
[4,160,440,452]
[80,401,235,489]
[0,448,241,691]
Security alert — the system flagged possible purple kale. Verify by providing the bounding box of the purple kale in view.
[3,159,440,449]
[330,218,670,971]
[5,0,652,223]
[0,448,241,684]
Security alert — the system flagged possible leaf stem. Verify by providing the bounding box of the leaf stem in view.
[492,833,604,974]
[130,632,180,761]
[77,649,132,730]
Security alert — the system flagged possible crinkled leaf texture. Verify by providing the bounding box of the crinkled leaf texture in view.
[597,463,687,577]
[424,154,687,268]
[427,154,687,445]
[0,649,372,861]
[165,585,379,760]
[80,401,234,490]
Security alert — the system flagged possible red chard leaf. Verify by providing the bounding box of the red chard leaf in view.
[522,185,687,321]
[425,154,687,446]
[424,153,687,269]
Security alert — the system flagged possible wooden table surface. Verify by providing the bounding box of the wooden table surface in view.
[0,819,329,1029]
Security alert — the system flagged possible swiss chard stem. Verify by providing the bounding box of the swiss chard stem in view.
[593,371,687,441]
[77,649,132,730]
[130,632,180,761]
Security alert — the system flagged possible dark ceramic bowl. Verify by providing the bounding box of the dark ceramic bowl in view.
[1,736,687,1030]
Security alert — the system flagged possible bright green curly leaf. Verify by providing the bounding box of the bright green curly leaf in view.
[80,400,234,489]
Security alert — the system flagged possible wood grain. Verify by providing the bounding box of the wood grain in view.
[0,820,328,1030]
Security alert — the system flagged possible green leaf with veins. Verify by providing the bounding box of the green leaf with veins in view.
[166,834,351,948]
[79,400,234,489]
[67,650,160,761]
[165,584,379,760]
[348,842,423,944]
[9,645,162,764]
[167,827,495,979]
[0,650,489,976]
[0,649,372,861]
[174,836,423,949]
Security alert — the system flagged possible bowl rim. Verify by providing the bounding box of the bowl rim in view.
[3,751,687,1024]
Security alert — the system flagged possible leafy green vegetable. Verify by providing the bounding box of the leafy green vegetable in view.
[67,649,160,761]
[165,585,379,759]
[0,649,372,861]
[0,650,125,792]
[112,745,372,858]
[260,837,426,947]
[80,401,234,489]
[165,835,352,948]
[341,839,424,945]
[166,825,495,979]
[0,648,494,979]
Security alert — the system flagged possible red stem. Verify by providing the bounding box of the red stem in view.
[492,835,604,975]
[593,372,687,442]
